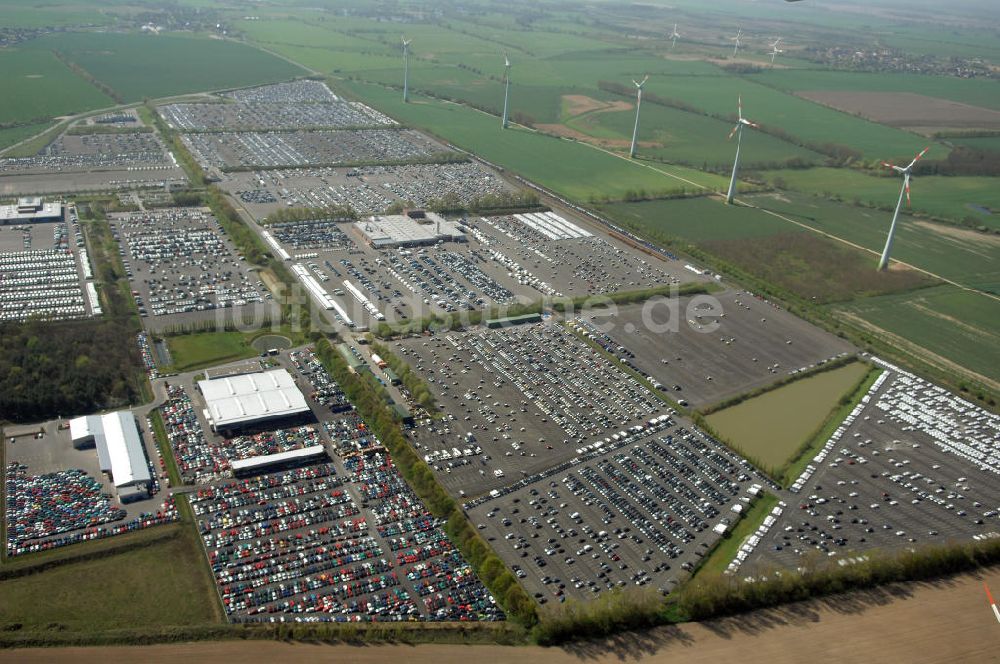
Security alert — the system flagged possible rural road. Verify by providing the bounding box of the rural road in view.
[6,568,1000,663]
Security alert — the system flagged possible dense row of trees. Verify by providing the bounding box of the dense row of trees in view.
[422,190,542,215]
[0,319,144,422]
[315,339,538,626]
[370,341,438,414]
[262,204,358,225]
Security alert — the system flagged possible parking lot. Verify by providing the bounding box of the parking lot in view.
[465,423,762,603]
[181,129,443,172]
[398,321,679,498]
[0,216,98,322]
[225,161,511,219]
[471,214,694,298]
[577,291,855,409]
[743,360,1000,574]
[111,207,266,330]
[3,415,178,557]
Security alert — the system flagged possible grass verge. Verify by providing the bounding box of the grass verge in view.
[692,493,780,580]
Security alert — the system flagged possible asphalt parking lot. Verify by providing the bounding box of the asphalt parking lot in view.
[578,291,855,409]
[398,322,673,498]
[4,413,175,557]
[224,162,511,219]
[465,424,763,603]
[740,364,1000,575]
[0,218,95,322]
[110,207,268,331]
[181,129,442,171]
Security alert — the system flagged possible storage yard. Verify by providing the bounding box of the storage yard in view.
[741,358,1000,576]
[0,208,99,322]
[466,424,765,602]
[399,322,674,497]
[112,207,266,330]
[181,129,443,172]
[0,116,186,195]
[576,292,855,409]
[4,414,177,557]
[226,162,511,218]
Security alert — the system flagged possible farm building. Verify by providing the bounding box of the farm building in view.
[69,411,151,503]
[0,197,64,224]
[197,368,311,434]
[354,210,466,248]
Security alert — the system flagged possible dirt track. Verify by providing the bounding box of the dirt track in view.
[6,569,1000,663]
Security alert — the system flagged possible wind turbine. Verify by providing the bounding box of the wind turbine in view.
[629,75,649,159]
[730,28,743,57]
[669,24,681,49]
[877,146,930,270]
[501,52,511,129]
[726,96,759,204]
[401,36,412,103]
[769,38,784,64]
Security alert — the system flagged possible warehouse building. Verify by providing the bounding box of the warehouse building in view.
[0,197,64,225]
[231,445,328,478]
[354,210,466,248]
[197,368,311,434]
[69,411,151,503]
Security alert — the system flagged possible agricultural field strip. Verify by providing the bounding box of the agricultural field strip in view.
[732,199,1000,303]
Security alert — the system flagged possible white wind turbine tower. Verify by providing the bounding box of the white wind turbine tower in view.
[877,146,930,270]
[401,36,412,103]
[629,75,649,159]
[501,52,511,129]
[730,28,743,57]
[669,24,681,49]
[726,96,759,204]
[769,38,784,64]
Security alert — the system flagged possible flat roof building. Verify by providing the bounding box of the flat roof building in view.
[198,368,311,434]
[0,198,64,225]
[69,410,151,503]
[354,210,466,248]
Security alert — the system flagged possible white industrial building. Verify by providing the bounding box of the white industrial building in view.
[69,411,151,503]
[0,197,64,224]
[354,210,466,248]
[197,368,311,434]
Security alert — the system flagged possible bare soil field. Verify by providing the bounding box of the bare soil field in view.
[6,568,1000,663]
[562,95,632,118]
[798,90,1000,130]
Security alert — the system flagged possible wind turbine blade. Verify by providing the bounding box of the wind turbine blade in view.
[728,125,739,140]
[905,176,911,206]
[908,146,930,169]
[641,75,649,86]
[881,161,896,169]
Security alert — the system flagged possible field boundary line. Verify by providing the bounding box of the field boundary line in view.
[733,199,1000,304]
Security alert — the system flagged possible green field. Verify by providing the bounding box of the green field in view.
[336,79,728,201]
[753,70,1000,113]
[20,32,306,102]
[570,98,824,170]
[837,286,1000,387]
[694,493,780,578]
[608,192,1000,294]
[601,196,936,302]
[0,121,53,152]
[706,362,870,471]
[0,528,220,632]
[760,168,1000,230]
[0,48,112,125]
[641,74,935,160]
[165,331,258,372]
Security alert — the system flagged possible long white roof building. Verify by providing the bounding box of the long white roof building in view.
[69,411,151,489]
[198,368,310,432]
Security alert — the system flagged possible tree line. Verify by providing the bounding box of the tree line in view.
[314,338,538,627]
